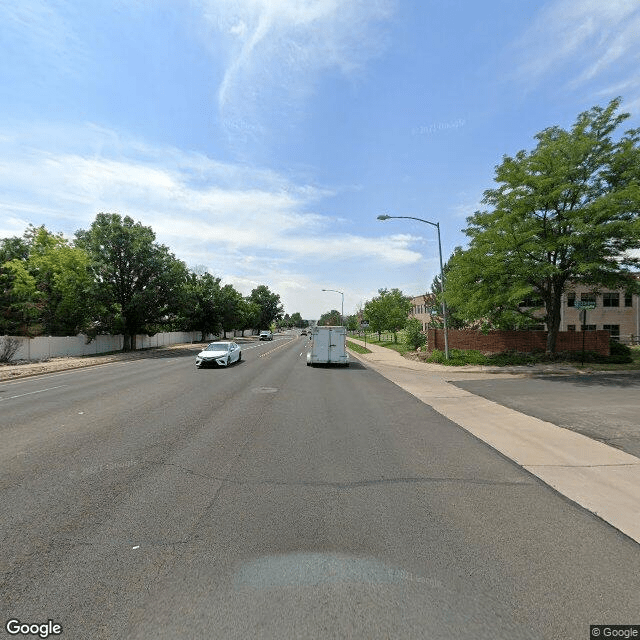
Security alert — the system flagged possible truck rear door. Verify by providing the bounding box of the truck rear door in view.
[314,328,330,362]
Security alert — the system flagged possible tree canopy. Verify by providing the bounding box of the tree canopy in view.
[1,226,92,336]
[364,288,411,340]
[1,215,298,344]
[444,98,640,352]
[318,309,342,326]
[75,213,189,350]
[249,285,284,329]
[182,272,223,341]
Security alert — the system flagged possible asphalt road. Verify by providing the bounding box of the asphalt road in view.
[451,373,640,458]
[2,333,639,639]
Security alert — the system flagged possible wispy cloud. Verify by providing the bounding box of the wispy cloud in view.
[197,0,394,138]
[0,0,84,77]
[0,123,420,271]
[512,0,640,109]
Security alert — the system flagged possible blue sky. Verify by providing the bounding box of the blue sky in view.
[2,0,640,320]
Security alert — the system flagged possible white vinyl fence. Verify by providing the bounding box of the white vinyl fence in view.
[4,331,222,363]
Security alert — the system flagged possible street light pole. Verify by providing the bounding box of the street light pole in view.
[377,214,449,359]
[322,288,344,326]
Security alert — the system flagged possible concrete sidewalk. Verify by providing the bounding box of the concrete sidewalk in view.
[346,338,640,544]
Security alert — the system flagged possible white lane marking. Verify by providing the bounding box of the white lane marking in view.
[242,337,290,352]
[258,339,294,358]
[0,360,149,387]
[0,385,66,401]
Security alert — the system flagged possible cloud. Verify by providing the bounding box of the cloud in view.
[0,0,85,78]
[197,0,394,137]
[0,123,420,271]
[512,0,640,108]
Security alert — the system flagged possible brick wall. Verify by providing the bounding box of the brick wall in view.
[427,329,610,356]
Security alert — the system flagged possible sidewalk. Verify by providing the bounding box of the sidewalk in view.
[347,338,640,544]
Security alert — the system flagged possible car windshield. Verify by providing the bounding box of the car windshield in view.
[205,343,229,352]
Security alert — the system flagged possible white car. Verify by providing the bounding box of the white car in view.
[259,331,273,341]
[195,341,242,368]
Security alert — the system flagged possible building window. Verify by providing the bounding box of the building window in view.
[519,296,543,308]
[602,292,619,307]
[625,293,633,307]
[581,293,596,304]
[581,324,596,331]
[567,324,576,331]
[567,293,575,307]
[603,324,620,341]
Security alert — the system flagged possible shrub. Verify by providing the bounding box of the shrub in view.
[427,348,488,366]
[609,340,632,361]
[0,336,21,363]
[404,317,426,350]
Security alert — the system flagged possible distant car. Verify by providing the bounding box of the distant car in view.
[300,330,307,335]
[195,341,241,368]
[259,331,273,341]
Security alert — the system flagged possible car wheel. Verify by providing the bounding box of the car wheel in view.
[238,352,242,361]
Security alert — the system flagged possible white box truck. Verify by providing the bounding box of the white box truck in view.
[306,325,349,367]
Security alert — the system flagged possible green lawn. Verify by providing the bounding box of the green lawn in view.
[345,340,372,354]
[348,332,410,354]
[348,332,640,370]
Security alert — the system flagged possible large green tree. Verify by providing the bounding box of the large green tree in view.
[237,298,261,336]
[26,226,93,335]
[318,309,342,326]
[445,98,640,352]
[76,213,188,350]
[182,272,223,341]
[0,258,40,335]
[249,285,284,329]
[289,312,304,328]
[218,284,243,338]
[1,226,92,336]
[364,288,411,341]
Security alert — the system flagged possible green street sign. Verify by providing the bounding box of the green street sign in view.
[574,301,596,310]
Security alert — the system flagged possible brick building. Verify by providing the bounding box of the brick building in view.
[409,294,436,331]
[558,283,640,344]
[410,278,640,345]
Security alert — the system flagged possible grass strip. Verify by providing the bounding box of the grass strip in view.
[346,340,372,354]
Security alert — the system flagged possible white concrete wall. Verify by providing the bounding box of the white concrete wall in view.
[4,331,219,362]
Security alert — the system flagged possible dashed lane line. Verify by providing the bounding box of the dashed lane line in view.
[0,385,66,401]
[258,339,295,358]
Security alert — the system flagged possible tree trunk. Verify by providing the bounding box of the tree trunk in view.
[545,290,563,354]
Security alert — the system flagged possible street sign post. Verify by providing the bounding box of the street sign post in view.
[573,301,596,365]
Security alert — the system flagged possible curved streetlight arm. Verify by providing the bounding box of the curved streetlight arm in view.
[322,289,344,326]
[377,214,449,359]
[377,214,438,230]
